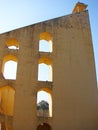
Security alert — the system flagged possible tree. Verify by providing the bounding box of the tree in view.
[37,100,49,110]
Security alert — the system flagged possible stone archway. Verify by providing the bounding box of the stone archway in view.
[37,123,52,130]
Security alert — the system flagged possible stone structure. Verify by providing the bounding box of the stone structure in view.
[0,2,98,130]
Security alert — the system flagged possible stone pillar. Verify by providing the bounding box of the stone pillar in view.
[13,28,38,130]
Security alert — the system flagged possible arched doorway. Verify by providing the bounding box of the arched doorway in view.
[37,123,52,130]
[37,89,52,117]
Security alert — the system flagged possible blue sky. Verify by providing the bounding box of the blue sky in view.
[0,0,98,83]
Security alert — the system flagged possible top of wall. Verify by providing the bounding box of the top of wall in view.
[0,10,88,36]
[0,2,88,35]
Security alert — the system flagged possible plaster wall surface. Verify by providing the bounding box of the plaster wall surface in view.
[0,10,97,130]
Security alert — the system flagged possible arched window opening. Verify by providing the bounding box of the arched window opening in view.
[0,86,15,116]
[38,58,52,81]
[37,123,52,130]
[38,63,52,81]
[8,45,19,50]
[4,60,17,79]
[2,55,18,80]
[38,63,49,81]
[6,38,19,50]
[39,32,53,52]
[39,40,50,52]
[37,90,52,117]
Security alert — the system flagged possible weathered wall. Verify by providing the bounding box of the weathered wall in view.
[52,11,98,130]
[0,10,97,130]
